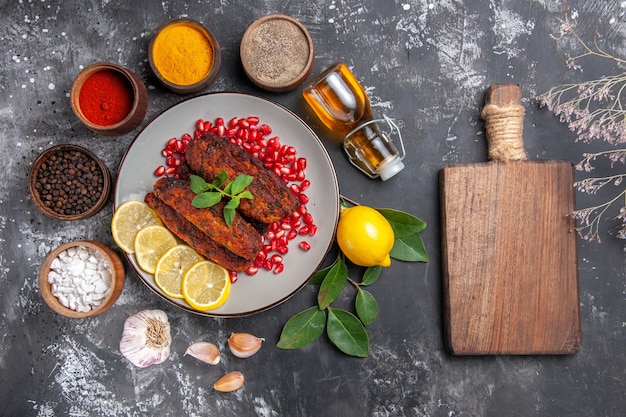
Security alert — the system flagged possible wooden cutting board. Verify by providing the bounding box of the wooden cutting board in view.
[439,84,581,355]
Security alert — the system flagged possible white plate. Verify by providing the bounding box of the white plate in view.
[115,93,339,317]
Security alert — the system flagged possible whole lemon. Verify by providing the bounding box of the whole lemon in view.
[336,205,395,267]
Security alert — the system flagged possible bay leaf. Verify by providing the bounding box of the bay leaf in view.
[355,288,378,326]
[308,258,337,285]
[390,232,429,262]
[327,307,369,357]
[276,306,327,350]
[361,266,382,286]
[377,208,427,237]
[317,257,348,310]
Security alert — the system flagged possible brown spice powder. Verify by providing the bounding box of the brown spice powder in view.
[242,18,311,86]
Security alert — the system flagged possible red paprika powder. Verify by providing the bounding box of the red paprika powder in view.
[78,69,134,126]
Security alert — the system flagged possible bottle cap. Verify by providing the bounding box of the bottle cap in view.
[379,158,405,181]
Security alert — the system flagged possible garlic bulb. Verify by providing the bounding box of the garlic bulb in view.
[185,342,221,365]
[227,332,264,358]
[214,371,245,392]
[120,309,171,368]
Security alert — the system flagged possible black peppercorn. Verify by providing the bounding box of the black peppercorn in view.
[34,149,105,216]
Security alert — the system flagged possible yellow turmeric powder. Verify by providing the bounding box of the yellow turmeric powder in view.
[152,22,214,86]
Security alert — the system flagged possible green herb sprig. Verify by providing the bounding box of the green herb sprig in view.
[189,171,253,227]
[277,204,428,357]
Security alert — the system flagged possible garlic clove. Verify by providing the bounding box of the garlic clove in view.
[119,309,171,368]
[227,332,264,358]
[184,342,221,365]
[213,371,245,392]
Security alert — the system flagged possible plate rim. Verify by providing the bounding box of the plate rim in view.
[114,92,340,317]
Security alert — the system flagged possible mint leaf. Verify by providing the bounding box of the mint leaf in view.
[189,175,210,194]
[192,191,222,208]
[230,174,254,195]
[188,170,254,227]
[237,190,254,200]
[223,207,235,227]
[214,170,228,187]
[224,197,241,210]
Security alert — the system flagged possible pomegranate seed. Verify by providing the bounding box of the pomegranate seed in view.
[308,225,318,236]
[215,117,224,126]
[246,266,258,276]
[303,213,314,225]
[216,125,225,136]
[167,138,178,148]
[248,116,260,125]
[154,165,166,176]
[166,156,177,167]
[162,148,173,157]
[300,179,311,191]
[228,117,239,128]
[299,241,311,251]
[298,194,310,204]
[299,226,310,235]
[238,118,250,129]
[260,123,272,135]
[273,263,284,274]
[229,271,238,283]
[165,167,177,175]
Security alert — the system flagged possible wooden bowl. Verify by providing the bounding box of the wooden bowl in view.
[39,240,125,318]
[240,14,314,92]
[29,144,111,221]
[71,62,148,136]
[148,19,221,94]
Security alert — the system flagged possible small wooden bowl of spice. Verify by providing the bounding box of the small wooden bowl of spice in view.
[39,240,125,318]
[241,14,314,93]
[71,62,148,136]
[28,144,111,221]
[149,18,221,94]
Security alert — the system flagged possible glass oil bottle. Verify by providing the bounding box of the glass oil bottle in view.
[303,62,405,180]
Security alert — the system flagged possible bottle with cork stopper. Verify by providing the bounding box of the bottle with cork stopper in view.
[303,62,405,180]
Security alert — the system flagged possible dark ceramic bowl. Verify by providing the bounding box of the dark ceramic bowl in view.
[29,144,111,221]
[39,240,125,318]
[240,14,314,92]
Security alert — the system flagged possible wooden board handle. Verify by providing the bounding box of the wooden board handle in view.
[481,84,527,162]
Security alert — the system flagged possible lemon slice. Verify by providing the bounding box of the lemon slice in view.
[182,260,231,311]
[134,225,177,274]
[154,245,203,298]
[111,200,163,253]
